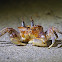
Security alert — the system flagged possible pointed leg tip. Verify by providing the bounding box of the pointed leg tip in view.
[16,43,26,46]
[48,47,50,49]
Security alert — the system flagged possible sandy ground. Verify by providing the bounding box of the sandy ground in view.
[0,40,62,62]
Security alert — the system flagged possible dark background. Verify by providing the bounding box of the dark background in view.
[0,0,62,40]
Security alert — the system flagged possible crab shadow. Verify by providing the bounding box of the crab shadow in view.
[0,41,13,47]
[0,40,62,48]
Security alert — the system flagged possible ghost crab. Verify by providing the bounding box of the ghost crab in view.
[0,17,62,48]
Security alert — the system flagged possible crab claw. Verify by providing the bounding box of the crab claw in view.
[10,37,26,46]
[8,28,26,46]
[30,17,34,27]
[28,38,47,47]
[0,27,26,46]
[21,18,25,27]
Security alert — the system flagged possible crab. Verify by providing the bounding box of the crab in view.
[0,17,62,48]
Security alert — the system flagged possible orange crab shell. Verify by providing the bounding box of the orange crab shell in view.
[18,25,44,42]
[18,26,29,42]
[30,25,44,37]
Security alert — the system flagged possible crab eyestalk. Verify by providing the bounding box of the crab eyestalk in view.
[22,18,25,27]
[30,17,34,27]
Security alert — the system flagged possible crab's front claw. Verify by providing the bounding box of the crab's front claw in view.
[28,38,47,47]
[0,27,26,46]
[10,37,26,46]
[7,28,26,46]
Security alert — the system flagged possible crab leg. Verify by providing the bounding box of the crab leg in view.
[0,27,8,37]
[54,31,58,39]
[46,27,62,48]
[48,37,55,49]
[52,27,62,35]
[50,27,62,39]
[0,27,26,46]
